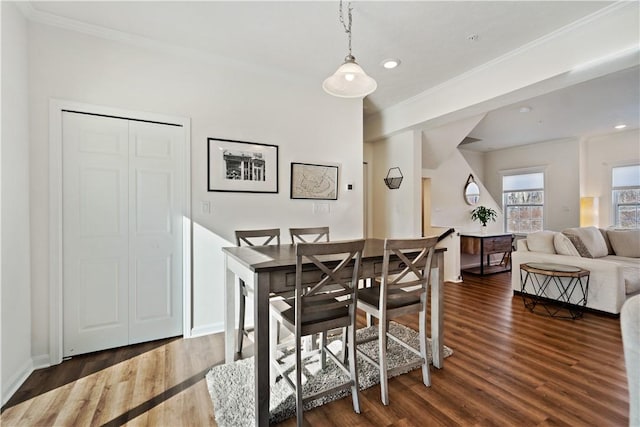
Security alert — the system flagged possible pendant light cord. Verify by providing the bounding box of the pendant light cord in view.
[338,0,353,57]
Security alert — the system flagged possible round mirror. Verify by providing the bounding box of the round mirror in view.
[464,175,480,205]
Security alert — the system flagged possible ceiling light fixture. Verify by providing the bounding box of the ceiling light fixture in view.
[382,59,401,69]
[519,106,532,113]
[322,1,377,98]
[615,124,627,129]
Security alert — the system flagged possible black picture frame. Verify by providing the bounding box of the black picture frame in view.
[207,138,279,193]
[290,162,339,200]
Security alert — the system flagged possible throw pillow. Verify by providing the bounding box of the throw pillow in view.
[562,226,609,258]
[527,231,556,254]
[607,230,640,258]
[554,232,580,256]
[563,233,591,257]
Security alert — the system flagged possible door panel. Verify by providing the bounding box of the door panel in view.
[128,121,183,344]
[134,256,172,321]
[63,113,183,356]
[79,259,121,328]
[80,168,122,235]
[63,113,129,356]
[136,170,172,233]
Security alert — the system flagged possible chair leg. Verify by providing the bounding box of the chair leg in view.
[379,315,389,406]
[366,279,374,327]
[295,334,304,427]
[419,306,431,387]
[270,313,279,385]
[341,326,348,363]
[348,324,360,414]
[320,332,327,369]
[237,281,246,355]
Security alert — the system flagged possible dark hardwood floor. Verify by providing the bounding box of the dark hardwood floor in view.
[1,272,629,426]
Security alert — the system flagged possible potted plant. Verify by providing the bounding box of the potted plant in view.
[471,206,497,233]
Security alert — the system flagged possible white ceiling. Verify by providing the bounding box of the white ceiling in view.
[464,65,640,151]
[28,1,639,150]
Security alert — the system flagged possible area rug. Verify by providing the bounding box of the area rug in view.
[206,321,453,426]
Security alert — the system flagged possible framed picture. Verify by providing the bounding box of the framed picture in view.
[207,138,279,193]
[290,162,339,200]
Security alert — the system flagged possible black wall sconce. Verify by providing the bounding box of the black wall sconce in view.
[384,167,403,189]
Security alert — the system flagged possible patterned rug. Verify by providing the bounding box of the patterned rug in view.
[206,321,453,426]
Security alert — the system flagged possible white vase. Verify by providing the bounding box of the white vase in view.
[481,225,488,235]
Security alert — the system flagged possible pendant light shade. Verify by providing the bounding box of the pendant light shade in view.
[323,55,377,98]
[323,1,377,99]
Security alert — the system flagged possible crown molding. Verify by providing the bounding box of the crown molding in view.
[14,1,36,19]
[19,1,305,83]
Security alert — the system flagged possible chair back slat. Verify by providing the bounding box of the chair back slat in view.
[295,239,364,327]
[383,236,438,295]
[235,228,281,247]
[290,226,330,244]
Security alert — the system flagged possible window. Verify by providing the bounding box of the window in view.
[612,164,640,229]
[503,172,544,234]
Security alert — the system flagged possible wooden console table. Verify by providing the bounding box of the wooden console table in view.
[460,232,513,275]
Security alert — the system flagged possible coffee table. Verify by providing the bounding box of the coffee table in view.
[520,262,590,319]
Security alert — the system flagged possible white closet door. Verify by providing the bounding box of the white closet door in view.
[63,113,130,356]
[63,112,184,357]
[128,121,183,343]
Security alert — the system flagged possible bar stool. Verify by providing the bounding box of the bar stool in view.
[356,236,438,405]
[234,228,280,355]
[270,239,364,426]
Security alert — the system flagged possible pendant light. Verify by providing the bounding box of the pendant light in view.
[322,1,377,98]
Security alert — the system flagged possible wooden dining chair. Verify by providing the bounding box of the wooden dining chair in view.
[270,239,365,426]
[289,226,330,244]
[356,236,438,405]
[234,228,280,355]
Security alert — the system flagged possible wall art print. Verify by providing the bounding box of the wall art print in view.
[207,138,279,193]
[290,162,338,200]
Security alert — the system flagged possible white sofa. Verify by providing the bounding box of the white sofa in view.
[511,227,640,315]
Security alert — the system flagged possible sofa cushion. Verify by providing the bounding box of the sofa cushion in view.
[603,256,640,295]
[554,232,580,256]
[562,226,609,258]
[600,228,615,255]
[607,230,640,258]
[527,231,557,254]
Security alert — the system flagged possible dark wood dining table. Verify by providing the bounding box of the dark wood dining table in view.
[222,238,446,426]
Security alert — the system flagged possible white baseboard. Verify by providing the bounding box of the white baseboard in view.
[1,358,34,407]
[190,322,224,338]
[32,353,52,370]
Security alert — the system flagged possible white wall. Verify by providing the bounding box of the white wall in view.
[582,129,640,227]
[1,2,33,405]
[368,130,422,239]
[459,148,486,183]
[483,138,580,231]
[423,148,504,274]
[27,23,363,360]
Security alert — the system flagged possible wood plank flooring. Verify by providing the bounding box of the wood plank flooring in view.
[1,272,629,426]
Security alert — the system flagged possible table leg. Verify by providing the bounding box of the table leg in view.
[431,251,444,369]
[224,257,236,364]
[254,272,270,426]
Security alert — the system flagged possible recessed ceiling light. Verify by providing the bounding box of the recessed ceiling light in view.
[381,59,401,69]
[615,124,627,129]
[467,34,479,42]
[519,106,532,113]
